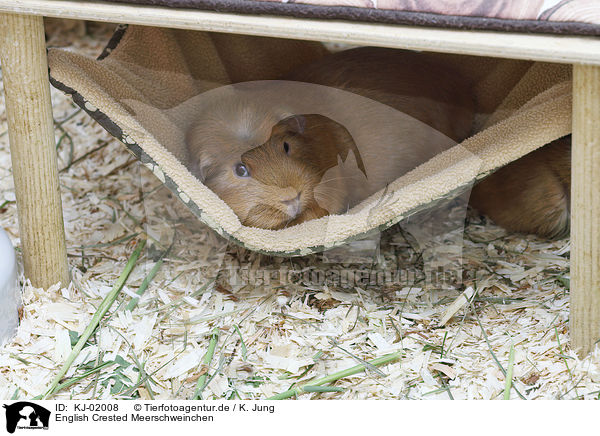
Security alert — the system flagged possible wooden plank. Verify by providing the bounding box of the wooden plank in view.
[1,0,600,65]
[0,13,70,289]
[571,64,600,356]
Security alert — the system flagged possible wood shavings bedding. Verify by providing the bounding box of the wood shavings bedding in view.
[0,20,599,400]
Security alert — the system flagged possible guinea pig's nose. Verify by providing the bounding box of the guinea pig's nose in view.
[282,192,302,218]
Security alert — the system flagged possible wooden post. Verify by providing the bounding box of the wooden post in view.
[0,13,70,288]
[571,64,600,356]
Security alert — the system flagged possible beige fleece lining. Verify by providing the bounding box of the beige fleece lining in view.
[47,26,571,255]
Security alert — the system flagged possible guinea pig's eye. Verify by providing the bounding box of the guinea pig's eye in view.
[283,142,290,155]
[234,163,250,178]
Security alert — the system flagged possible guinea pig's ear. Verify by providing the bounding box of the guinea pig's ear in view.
[330,120,368,178]
[280,114,306,135]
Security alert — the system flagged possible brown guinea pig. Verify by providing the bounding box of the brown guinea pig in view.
[237,114,364,229]
[238,110,465,229]
[185,94,285,216]
[186,47,475,229]
[470,136,571,239]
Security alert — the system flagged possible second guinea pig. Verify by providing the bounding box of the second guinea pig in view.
[470,136,571,239]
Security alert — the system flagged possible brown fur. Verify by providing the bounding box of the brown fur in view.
[267,114,367,177]
[285,47,474,142]
[240,114,361,228]
[470,136,571,239]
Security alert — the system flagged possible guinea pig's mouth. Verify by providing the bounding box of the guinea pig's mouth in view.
[282,192,302,219]
[241,188,326,230]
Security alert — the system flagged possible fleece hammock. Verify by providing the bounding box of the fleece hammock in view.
[47,25,571,256]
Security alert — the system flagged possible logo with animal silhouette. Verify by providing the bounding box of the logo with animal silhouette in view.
[3,402,50,433]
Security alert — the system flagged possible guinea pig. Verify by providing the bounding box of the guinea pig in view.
[235,114,365,229]
[237,109,476,229]
[186,47,475,229]
[470,136,571,239]
[185,96,282,203]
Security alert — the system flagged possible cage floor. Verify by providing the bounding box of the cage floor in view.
[0,20,598,400]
